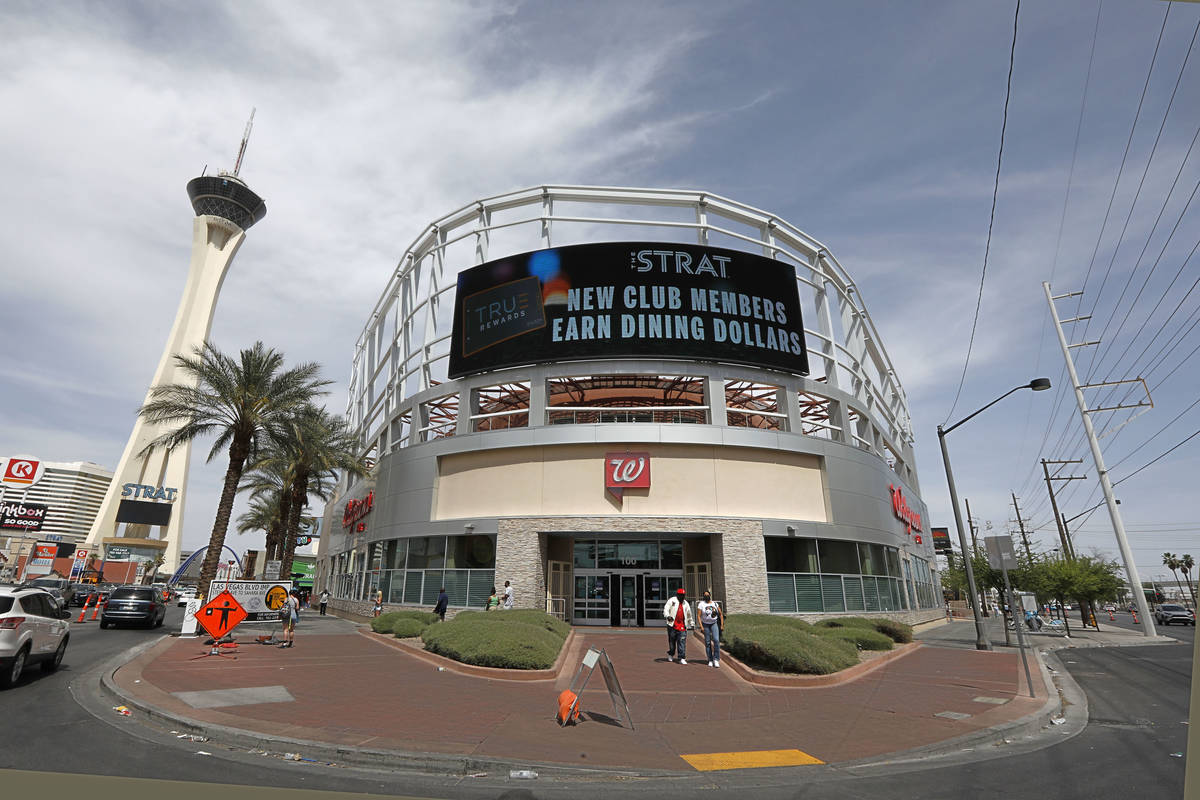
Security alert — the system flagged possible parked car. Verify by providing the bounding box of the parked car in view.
[25,577,76,608]
[69,584,95,606]
[0,587,70,688]
[100,586,166,629]
[175,586,198,607]
[1154,604,1195,626]
[1103,604,1116,612]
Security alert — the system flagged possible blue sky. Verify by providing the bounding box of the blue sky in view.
[1,0,1198,583]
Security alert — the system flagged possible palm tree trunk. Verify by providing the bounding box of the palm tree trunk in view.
[274,494,292,562]
[264,520,282,566]
[197,439,250,600]
[278,472,309,582]
[1183,568,1198,608]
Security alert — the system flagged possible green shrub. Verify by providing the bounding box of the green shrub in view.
[870,619,913,644]
[815,626,894,651]
[393,609,440,625]
[420,612,566,669]
[725,613,812,633]
[815,616,876,629]
[723,625,858,675]
[370,611,405,633]
[391,617,428,638]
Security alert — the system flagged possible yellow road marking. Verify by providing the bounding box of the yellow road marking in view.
[680,749,825,771]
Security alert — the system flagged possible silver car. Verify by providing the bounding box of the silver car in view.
[0,587,70,688]
[1154,603,1195,626]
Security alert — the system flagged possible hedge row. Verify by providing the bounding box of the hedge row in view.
[720,614,911,674]
[420,609,569,670]
[370,609,439,635]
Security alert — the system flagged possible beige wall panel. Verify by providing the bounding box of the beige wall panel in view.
[714,450,827,520]
[436,444,828,522]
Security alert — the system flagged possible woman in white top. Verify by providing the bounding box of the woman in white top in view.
[696,591,724,667]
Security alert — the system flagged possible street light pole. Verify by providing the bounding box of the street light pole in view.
[938,426,991,651]
[938,377,1052,652]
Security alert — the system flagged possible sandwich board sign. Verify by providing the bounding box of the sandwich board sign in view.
[208,579,293,622]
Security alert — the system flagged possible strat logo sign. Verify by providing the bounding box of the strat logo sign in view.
[888,484,923,536]
[605,452,651,499]
[342,491,374,531]
[1,456,45,489]
[121,483,179,502]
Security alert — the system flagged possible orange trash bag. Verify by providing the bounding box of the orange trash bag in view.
[557,689,581,725]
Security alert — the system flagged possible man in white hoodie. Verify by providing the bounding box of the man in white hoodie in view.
[662,588,695,664]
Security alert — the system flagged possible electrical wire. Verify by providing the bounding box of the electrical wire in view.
[944,0,1020,425]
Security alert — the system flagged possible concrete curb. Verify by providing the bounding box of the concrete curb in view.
[717,640,922,687]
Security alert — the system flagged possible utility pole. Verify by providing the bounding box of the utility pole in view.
[1011,492,1033,562]
[1041,459,1084,561]
[963,498,988,616]
[1044,282,1156,638]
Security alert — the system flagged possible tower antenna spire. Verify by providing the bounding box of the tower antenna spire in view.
[233,107,256,177]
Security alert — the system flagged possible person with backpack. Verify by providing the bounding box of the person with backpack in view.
[662,588,694,664]
[280,589,300,648]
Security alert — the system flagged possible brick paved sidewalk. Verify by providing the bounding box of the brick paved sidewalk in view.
[107,617,1051,774]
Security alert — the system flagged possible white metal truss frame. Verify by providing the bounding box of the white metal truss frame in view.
[347,185,914,468]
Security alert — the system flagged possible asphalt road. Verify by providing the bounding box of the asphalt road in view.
[0,608,1192,800]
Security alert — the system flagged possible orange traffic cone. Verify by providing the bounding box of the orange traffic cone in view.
[1108,609,1115,621]
[77,595,94,623]
[90,598,104,621]
[1132,609,1139,624]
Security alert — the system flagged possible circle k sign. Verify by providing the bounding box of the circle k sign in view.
[0,456,45,489]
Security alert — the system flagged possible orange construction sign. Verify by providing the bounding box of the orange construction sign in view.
[196,590,247,640]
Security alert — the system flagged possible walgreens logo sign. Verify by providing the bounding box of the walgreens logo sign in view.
[888,484,923,537]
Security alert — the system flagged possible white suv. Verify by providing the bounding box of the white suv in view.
[0,587,70,688]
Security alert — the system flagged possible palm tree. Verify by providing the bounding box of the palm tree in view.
[239,456,295,563]
[1163,553,1185,605]
[269,405,368,581]
[138,341,328,599]
[1180,554,1197,608]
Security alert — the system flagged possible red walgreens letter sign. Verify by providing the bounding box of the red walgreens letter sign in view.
[605,452,651,499]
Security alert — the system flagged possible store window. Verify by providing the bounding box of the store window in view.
[766,537,908,614]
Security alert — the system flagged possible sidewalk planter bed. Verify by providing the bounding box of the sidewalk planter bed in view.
[814,625,895,651]
[723,614,858,675]
[420,610,568,670]
[815,616,914,644]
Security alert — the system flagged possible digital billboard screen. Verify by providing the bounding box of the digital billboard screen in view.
[448,242,809,379]
[116,499,172,526]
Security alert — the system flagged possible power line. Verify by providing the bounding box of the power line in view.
[944,0,1020,425]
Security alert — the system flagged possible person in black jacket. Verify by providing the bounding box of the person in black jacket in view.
[433,587,449,621]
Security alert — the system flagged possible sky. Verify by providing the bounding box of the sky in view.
[1,0,1198,585]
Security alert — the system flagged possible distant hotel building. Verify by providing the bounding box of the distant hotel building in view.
[0,458,113,559]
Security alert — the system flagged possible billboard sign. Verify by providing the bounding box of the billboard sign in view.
[208,579,294,622]
[0,500,48,532]
[449,242,809,379]
[931,527,952,554]
[25,542,57,577]
[0,456,45,489]
[106,545,131,560]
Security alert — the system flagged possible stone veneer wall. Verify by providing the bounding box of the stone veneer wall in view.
[494,517,768,614]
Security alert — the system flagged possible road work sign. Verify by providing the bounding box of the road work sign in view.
[208,580,293,622]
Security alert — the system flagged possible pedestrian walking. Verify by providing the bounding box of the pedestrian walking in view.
[486,586,499,611]
[696,591,723,667]
[319,589,329,616]
[373,588,383,618]
[280,589,300,648]
[502,580,514,609]
[433,587,449,621]
[662,588,694,664]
